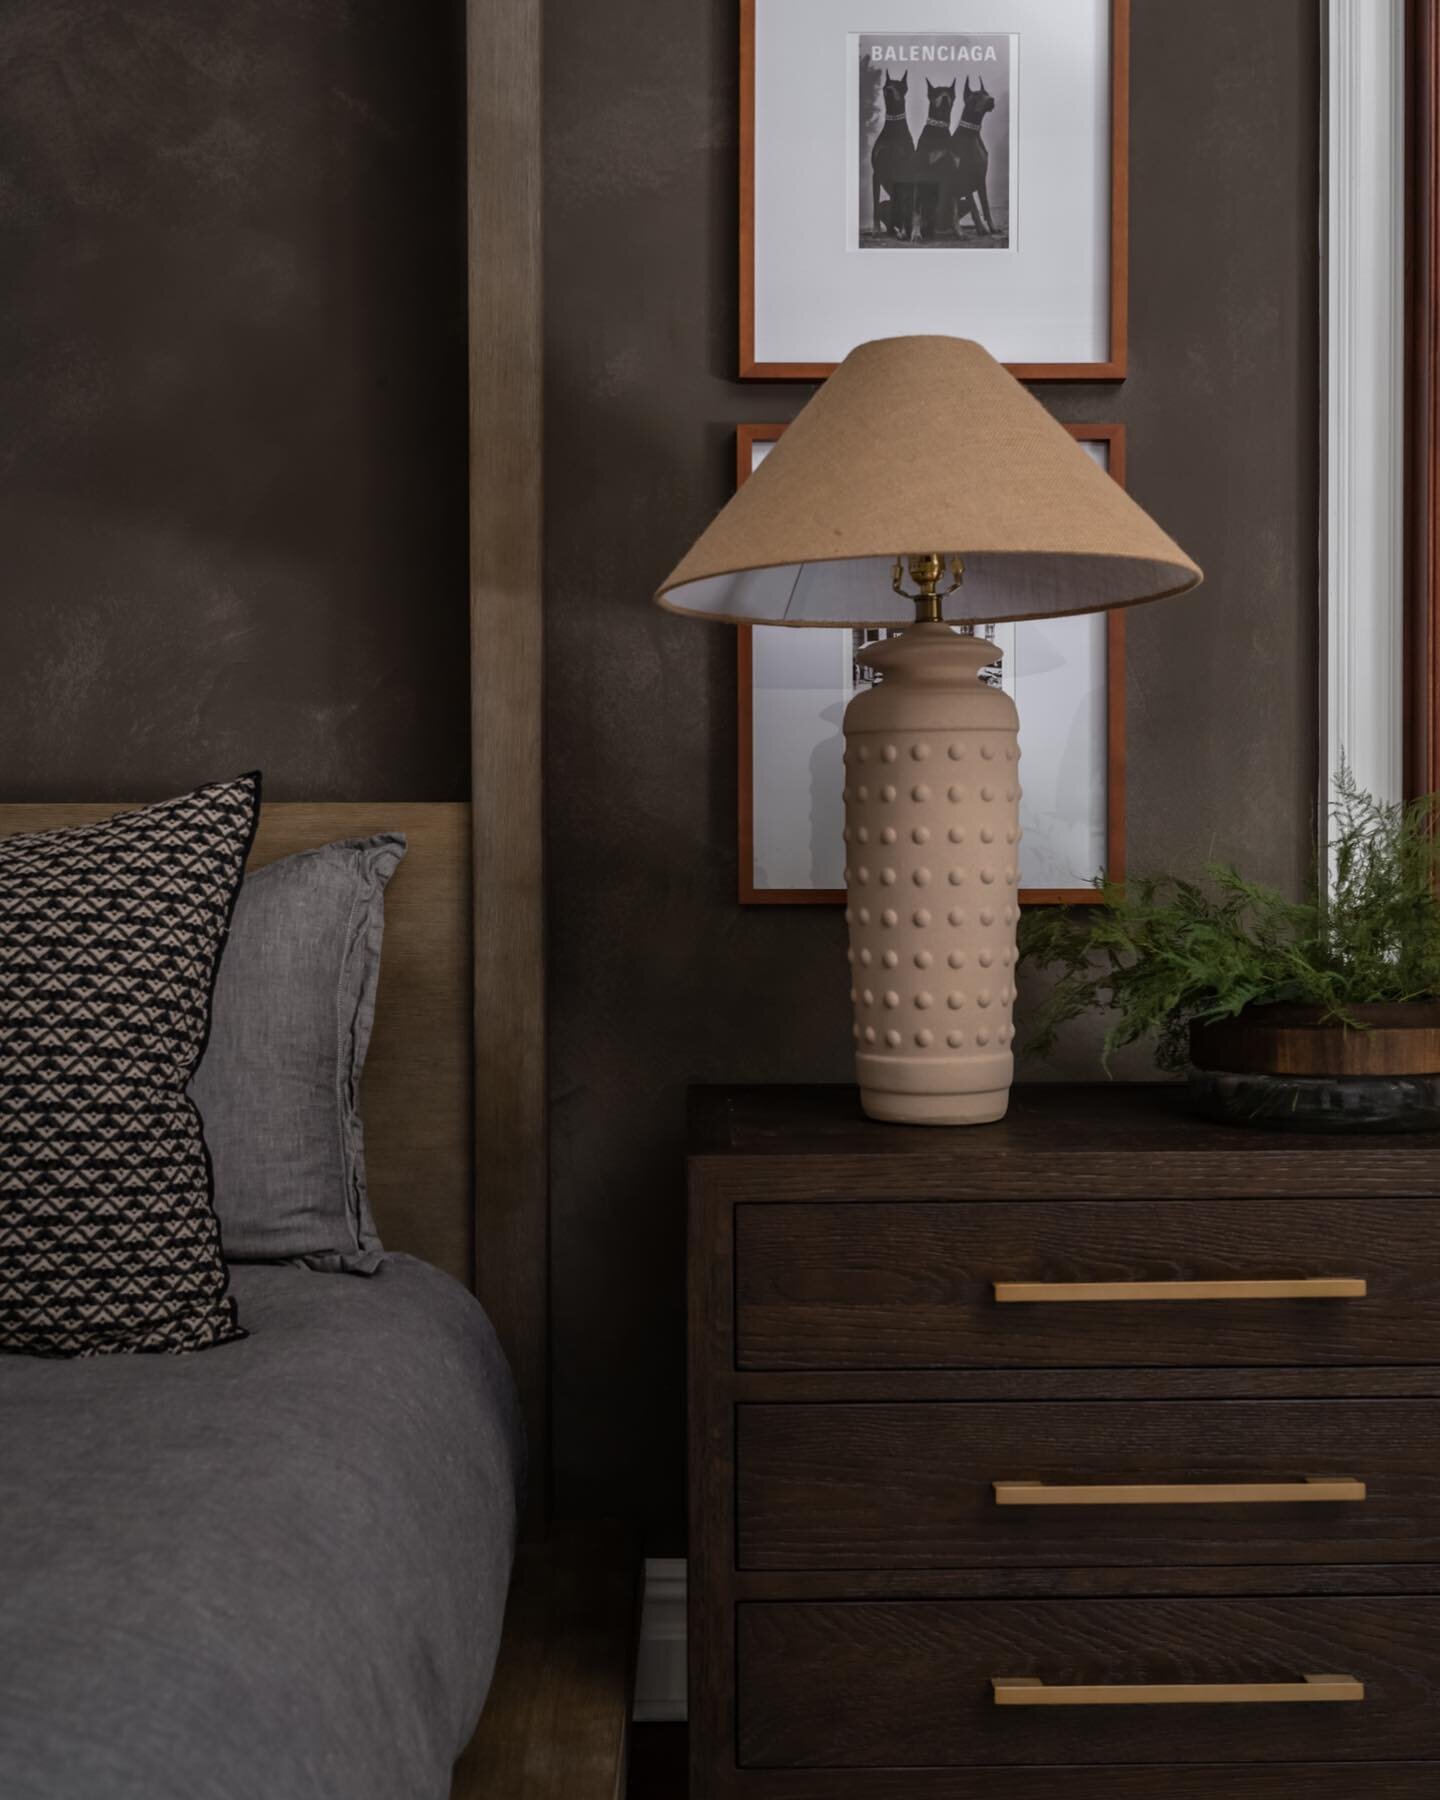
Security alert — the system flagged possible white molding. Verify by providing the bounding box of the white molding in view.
[1324,0,1406,816]
[633,1558,687,1723]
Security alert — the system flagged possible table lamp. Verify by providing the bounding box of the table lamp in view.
[657,336,1203,1125]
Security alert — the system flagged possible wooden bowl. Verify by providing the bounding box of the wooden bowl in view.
[1189,1002,1440,1078]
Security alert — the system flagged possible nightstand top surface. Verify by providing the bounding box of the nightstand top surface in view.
[687,1082,1440,1170]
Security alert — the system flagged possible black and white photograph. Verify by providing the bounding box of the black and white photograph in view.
[857,33,1013,249]
[744,0,1121,376]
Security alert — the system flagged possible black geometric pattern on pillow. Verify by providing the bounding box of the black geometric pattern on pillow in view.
[0,776,260,1357]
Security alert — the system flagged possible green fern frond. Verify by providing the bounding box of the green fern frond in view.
[1018,768,1440,1072]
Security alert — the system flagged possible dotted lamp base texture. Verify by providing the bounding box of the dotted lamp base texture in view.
[842,625,1021,1126]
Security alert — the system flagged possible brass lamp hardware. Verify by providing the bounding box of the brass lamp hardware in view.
[993,1477,1366,1506]
[891,552,965,624]
[992,1277,1368,1303]
[991,1675,1365,1707]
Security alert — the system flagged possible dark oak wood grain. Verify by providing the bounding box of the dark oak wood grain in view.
[689,1164,741,1800]
[736,1197,1440,1369]
[736,1367,1440,1401]
[688,1084,1440,1799]
[737,1597,1440,1768]
[733,1562,1440,1602]
[738,1400,1440,1571]
[728,1767,1440,1800]
[450,1523,636,1799]
[688,1085,1440,1190]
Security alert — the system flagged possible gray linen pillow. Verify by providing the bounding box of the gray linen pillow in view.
[188,835,406,1271]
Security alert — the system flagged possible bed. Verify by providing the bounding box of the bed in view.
[0,1259,522,1800]
[0,803,569,1800]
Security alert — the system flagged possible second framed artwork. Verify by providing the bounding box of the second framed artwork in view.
[736,421,1127,906]
[739,0,1129,380]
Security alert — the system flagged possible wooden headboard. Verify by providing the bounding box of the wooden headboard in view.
[0,801,474,1287]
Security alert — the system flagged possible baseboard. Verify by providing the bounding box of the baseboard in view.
[633,1557,687,1722]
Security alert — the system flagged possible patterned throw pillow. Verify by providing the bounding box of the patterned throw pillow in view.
[0,776,260,1357]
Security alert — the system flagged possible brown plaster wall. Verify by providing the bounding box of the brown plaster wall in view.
[0,0,469,801]
[543,0,1321,1535]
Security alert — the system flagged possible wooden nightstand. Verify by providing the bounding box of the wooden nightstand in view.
[687,1084,1440,1800]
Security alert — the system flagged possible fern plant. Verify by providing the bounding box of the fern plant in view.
[1018,770,1440,1072]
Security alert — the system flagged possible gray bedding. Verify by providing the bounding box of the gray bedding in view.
[0,1256,524,1800]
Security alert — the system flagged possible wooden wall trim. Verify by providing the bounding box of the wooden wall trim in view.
[1408,0,1440,798]
[468,0,548,1522]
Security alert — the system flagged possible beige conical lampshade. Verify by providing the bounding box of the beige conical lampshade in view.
[657,336,1202,626]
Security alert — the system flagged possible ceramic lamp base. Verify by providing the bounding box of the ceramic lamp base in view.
[842,624,1022,1127]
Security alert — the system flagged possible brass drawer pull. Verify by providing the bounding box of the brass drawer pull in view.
[993,1278,1367,1303]
[994,1477,1366,1506]
[992,1674,1365,1707]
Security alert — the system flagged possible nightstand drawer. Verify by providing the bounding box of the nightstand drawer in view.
[734,1199,1436,1369]
[737,1399,1440,1568]
[736,1596,1440,1769]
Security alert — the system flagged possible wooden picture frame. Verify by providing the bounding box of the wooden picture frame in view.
[736,420,1127,906]
[739,0,1130,381]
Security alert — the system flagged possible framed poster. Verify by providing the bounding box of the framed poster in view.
[739,0,1128,380]
[736,420,1126,904]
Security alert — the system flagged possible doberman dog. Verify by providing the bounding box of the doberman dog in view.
[913,79,957,242]
[870,70,916,240]
[950,74,998,238]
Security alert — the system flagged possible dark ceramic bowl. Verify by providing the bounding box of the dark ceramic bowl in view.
[1188,1068,1440,1133]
